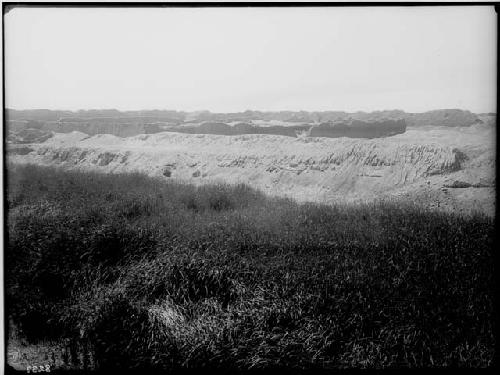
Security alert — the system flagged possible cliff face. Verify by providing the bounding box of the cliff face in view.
[5,131,468,200]
[6,108,488,141]
[406,109,482,127]
[6,121,162,138]
[7,122,495,215]
[166,122,312,137]
[149,119,406,139]
[7,118,406,139]
[309,119,406,138]
[6,128,53,144]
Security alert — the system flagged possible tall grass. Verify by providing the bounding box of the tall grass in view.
[5,164,495,370]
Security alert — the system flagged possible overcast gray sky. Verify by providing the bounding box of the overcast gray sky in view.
[4,6,497,113]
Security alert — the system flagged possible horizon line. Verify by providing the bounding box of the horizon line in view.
[5,107,496,115]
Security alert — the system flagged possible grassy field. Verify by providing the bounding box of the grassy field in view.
[4,164,496,370]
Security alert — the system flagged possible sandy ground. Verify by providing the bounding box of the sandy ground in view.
[7,124,495,217]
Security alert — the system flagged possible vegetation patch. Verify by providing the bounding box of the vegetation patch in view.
[5,164,495,370]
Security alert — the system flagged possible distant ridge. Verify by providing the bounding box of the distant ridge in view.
[5,108,493,140]
[5,108,492,125]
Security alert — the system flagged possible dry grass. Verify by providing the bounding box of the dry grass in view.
[5,164,495,371]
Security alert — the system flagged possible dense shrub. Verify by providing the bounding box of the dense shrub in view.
[4,164,496,370]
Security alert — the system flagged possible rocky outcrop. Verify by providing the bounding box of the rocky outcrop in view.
[164,119,406,139]
[7,128,53,144]
[5,108,490,142]
[6,121,162,138]
[167,122,312,137]
[172,122,235,135]
[8,131,468,201]
[309,119,406,138]
[406,109,481,127]
[477,113,496,127]
[443,180,492,188]
[7,108,488,127]
[7,122,495,216]
[5,109,185,122]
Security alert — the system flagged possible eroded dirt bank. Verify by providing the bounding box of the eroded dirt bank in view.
[7,124,495,216]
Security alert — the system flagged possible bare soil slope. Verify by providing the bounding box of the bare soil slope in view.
[7,123,495,216]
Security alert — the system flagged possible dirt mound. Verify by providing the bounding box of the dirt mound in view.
[443,180,492,188]
[406,109,481,127]
[7,130,477,200]
[476,113,496,127]
[164,119,406,139]
[310,119,406,138]
[8,123,494,215]
[6,146,35,155]
[7,128,53,144]
[6,109,491,142]
[36,122,163,137]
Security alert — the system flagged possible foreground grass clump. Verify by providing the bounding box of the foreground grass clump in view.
[5,164,495,370]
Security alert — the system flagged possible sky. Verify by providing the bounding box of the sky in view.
[4,6,497,113]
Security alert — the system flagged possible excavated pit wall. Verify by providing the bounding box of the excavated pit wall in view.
[9,132,462,202]
[7,119,407,139]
